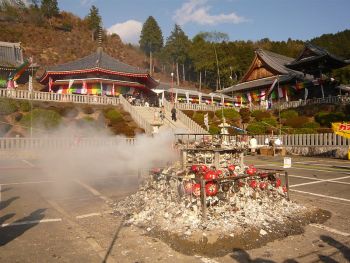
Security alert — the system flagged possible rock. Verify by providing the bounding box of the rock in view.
[260,229,267,236]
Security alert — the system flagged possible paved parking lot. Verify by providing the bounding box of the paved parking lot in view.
[0,156,349,262]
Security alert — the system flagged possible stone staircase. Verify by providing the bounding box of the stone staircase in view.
[133,106,191,133]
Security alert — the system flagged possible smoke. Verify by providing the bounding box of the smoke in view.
[36,124,178,183]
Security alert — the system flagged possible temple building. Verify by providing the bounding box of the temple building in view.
[38,47,159,99]
[221,43,350,105]
[0,41,38,88]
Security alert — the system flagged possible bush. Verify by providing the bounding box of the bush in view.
[0,98,18,115]
[104,109,123,124]
[21,109,62,130]
[251,110,271,121]
[18,100,31,112]
[239,108,251,123]
[82,106,94,115]
[215,108,240,121]
[302,122,320,129]
[285,116,310,128]
[315,112,347,127]
[192,112,205,126]
[280,110,298,120]
[13,112,23,122]
[246,122,267,135]
[60,106,79,118]
[261,117,278,128]
[83,116,94,122]
[209,125,220,135]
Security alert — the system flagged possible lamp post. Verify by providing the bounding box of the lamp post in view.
[171,72,174,104]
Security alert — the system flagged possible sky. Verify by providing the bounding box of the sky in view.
[57,0,350,45]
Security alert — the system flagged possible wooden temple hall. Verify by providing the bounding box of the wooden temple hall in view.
[221,43,350,105]
[38,47,159,100]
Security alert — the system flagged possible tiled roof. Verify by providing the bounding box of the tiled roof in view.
[46,48,147,74]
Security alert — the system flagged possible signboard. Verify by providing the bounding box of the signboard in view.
[283,157,292,168]
[332,122,350,139]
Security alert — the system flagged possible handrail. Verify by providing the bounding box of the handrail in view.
[119,95,153,135]
[0,89,120,105]
[163,99,209,134]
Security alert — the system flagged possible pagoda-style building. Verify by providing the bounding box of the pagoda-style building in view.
[221,43,350,104]
[0,41,38,88]
[221,49,307,104]
[38,47,159,98]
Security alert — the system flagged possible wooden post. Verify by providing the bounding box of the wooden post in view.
[285,171,290,201]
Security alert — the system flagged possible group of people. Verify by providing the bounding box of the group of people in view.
[154,106,177,122]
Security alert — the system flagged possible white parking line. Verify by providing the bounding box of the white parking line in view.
[22,159,35,167]
[255,163,350,174]
[0,180,55,186]
[74,179,112,202]
[290,175,350,187]
[1,218,62,228]
[310,224,350,237]
[290,189,350,203]
[76,212,102,219]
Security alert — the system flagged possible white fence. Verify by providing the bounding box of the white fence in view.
[252,95,350,111]
[164,99,209,134]
[0,137,136,151]
[174,103,235,112]
[0,89,120,105]
[254,133,350,147]
[119,95,153,135]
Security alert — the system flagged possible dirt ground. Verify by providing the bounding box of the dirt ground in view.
[0,156,349,262]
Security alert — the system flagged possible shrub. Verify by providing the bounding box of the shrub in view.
[302,122,320,129]
[285,116,310,128]
[315,112,346,127]
[239,108,251,123]
[192,112,205,126]
[82,106,94,115]
[251,110,271,121]
[209,125,220,135]
[293,128,317,134]
[13,112,23,122]
[83,116,94,122]
[215,108,240,121]
[261,117,278,128]
[246,122,267,135]
[60,106,79,118]
[104,109,123,124]
[18,100,31,112]
[280,110,298,120]
[21,109,62,130]
[0,98,18,115]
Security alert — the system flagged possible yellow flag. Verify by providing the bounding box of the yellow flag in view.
[332,122,350,139]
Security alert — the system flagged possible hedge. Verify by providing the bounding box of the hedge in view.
[21,109,62,130]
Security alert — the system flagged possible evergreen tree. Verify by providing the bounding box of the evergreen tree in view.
[139,16,163,55]
[164,24,190,84]
[139,16,163,75]
[40,0,59,18]
[86,5,101,32]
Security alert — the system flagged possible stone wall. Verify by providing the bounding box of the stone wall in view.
[285,146,349,159]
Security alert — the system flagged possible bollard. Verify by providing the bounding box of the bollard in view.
[200,177,207,222]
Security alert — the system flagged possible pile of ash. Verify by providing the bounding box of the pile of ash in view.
[113,162,306,237]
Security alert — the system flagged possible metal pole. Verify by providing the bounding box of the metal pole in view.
[200,177,207,222]
[285,171,290,201]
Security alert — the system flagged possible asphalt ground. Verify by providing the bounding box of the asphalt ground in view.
[0,156,349,263]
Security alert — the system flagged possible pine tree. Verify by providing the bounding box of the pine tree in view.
[85,5,101,41]
[40,0,59,18]
[139,16,163,75]
[164,24,190,84]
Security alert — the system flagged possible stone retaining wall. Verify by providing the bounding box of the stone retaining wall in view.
[286,146,349,159]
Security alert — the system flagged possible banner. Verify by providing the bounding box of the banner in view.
[332,122,350,139]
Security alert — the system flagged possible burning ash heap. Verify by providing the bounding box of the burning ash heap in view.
[114,137,306,236]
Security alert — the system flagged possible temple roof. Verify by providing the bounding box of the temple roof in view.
[222,49,304,94]
[287,42,350,71]
[45,48,147,74]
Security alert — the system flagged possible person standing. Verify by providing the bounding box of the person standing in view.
[249,136,258,155]
[171,107,177,122]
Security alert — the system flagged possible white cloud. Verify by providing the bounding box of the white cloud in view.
[107,20,142,45]
[80,0,96,7]
[173,0,247,26]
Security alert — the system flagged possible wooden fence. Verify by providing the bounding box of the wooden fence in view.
[254,133,350,147]
[0,137,136,151]
[0,89,120,105]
